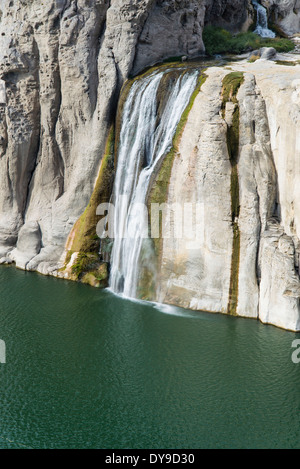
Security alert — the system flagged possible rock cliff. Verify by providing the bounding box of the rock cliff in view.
[157,61,300,331]
[262,0,300,35]
[0,0,258,275]
[0,1,299,330]
[0,0,206,274]
[204,0,253,32]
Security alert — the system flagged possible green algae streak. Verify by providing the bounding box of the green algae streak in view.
[137,72,208,301]
[222,72,244,316]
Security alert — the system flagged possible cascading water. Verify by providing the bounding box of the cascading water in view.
[109,68,199,299]
[252,0,276,38]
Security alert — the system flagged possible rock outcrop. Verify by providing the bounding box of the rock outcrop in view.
[10,221,41,270]
[0,0,206,274]
[262,0,300,35]
[0,0,259,275]
[157,60,300,331]
[205,0,253,32]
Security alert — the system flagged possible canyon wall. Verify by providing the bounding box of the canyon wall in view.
[157,62,300,331]
[0,0,297,275]
[0,0,212,274]
[262,0,300,35]
[0,1,300,330]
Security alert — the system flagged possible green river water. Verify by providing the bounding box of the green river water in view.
[0,266,299,449]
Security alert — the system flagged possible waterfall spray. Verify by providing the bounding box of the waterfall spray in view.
[252,0,276,38]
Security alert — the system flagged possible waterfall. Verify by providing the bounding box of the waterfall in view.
[252,0,276,38]
[109,69,198,298]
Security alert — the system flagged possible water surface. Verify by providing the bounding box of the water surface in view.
[0,267,299,449]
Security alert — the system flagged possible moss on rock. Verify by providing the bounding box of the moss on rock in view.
[136,239,157,301]
[222,72,244,316]
[69,126,115,256]
[71,252,109,288]
[81,263,109,288]
[62,126,115,287]
[221,72,244,117]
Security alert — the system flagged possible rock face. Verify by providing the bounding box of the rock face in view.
[157,69,234,315]
[133,1,206,75]
[0,0,206,274]
[262,0,300,35]
[0,0,258,276]
[0,1,300,330]
[158,61,300,331]
[10,221,41,270]
[205,0,253,32]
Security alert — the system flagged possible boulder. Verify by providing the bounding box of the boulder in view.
[260,47,277,60]
[9,222,41,270]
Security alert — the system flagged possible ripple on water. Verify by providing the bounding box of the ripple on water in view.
[0,267,299,449]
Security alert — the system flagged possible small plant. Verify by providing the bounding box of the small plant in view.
[71,252,108,287]
[71,253,95,278]
[275,60,297,66]
[248,54,260,63]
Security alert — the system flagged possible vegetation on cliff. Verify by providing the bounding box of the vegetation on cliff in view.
[62,127,115,287]
[203,26,294,56]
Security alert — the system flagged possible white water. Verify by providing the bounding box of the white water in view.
[109,69,198,298]
[252,0,276,38]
